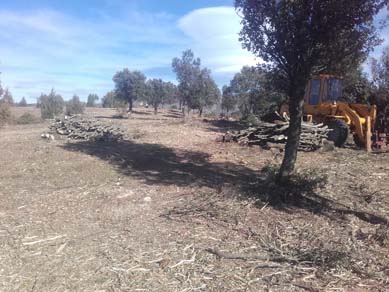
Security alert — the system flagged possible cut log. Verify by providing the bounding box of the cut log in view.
[226,121,330,152]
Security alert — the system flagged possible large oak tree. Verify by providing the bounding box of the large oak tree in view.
[235,0,389,181]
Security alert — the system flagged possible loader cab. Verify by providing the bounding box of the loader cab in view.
[305,75,343,106]
[304,75,344,120]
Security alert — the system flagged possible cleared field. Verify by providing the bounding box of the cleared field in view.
[9,106,41,119]
[0,108,388,291]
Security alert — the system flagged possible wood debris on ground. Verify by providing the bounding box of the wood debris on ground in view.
[225,121,331,151]
[49,115,125,142]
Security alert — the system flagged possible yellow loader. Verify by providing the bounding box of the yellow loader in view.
[281,75,389,151]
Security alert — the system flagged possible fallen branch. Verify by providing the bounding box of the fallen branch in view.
[205,248,298,264]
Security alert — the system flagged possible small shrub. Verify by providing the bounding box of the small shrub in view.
[16,112,41,125]
[65,95,85,116]
[114,101,129,119]
[40,90,64,119]
[241,113,260,126]
[203,112,218,119]
[86,94,99,107]
[0,102,12,127]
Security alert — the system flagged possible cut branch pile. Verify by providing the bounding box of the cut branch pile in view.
[50,116,125,142]
[231,122,330,151]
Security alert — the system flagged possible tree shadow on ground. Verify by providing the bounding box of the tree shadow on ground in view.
[203,119,247,133]
[60,140,388,225]
[162,113,184,119]
[60,140,259,192]
[253,167,388,225]
[132,110,152,116]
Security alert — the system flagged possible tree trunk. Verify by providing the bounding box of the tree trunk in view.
[199,108,203,117]
[277,85,306,183]
[179,100,182,110]
[154,104,158,115]
[128,99,133,113]
[182,100,186,116]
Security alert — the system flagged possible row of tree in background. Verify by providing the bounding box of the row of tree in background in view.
[0,81,28,106]
[110,50,220,116]
[2,47,389,122]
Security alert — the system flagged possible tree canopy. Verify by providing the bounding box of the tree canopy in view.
[192,68,220,116]
[86,94,99,107]
[39,89,64,119]
[371,47,389,113]
[221,85,236,114]
[66,95,85,116]
[172,49,220,115]
[19,97,28,107]
[235,0,389,180]
[1,88,13,104]
[222,66,286,118]
[113,69,147,112]
[145,78,167,114]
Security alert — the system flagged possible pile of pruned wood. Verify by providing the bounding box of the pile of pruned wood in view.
[229,121,331,151]
[50,116,125,142]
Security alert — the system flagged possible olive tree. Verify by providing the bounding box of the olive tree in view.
[145,78,167,114]
[172,49,201,113]
[235,0,388,181]
[113,69,147,113]
[221,85,236,114]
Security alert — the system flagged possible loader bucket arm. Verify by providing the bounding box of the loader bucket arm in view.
[337,103,376,149]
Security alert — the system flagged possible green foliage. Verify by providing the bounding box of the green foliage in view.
[370,48,389,113]
[221,85,236,113]
[145,78,167,114]
[236,0,386,78]
[225,66,285,118]
[113,69,147,112]
[236,0,388,178]
[16,112,41,124]
[102,91,119,108]
[19,97,28,107]
[241,113,260,126]
[172,49,201,110]
[163,82,179,105]
[86,94,99,107]
[1,88,13,105]
[114,101,130,119]
[192,68,221,115]
[65,95,85,116]
[172,50,220,114]
[342,68,373,103]
[39,89,65,119]
[0,101,12,127]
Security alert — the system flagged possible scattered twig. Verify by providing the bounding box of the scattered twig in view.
[205,248,298,264]
[170,254,196,268]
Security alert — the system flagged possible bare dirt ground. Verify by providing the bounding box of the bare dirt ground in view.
[0,107,388,292]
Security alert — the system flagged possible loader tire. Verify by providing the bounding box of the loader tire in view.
[327,119,349,147]
[353,135,365,148]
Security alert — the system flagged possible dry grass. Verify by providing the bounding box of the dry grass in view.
[0,107,388,291]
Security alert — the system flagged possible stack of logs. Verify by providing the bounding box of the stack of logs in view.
[50,116,125,142]
[230,122,331,151]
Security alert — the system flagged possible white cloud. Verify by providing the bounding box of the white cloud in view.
[0,8,184,102]
[177,6,259,77]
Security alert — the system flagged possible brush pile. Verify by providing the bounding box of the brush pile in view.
[50,116,125,142]
[231,122,330,151]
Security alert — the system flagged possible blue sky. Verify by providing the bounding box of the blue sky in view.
[0,0,388,103]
